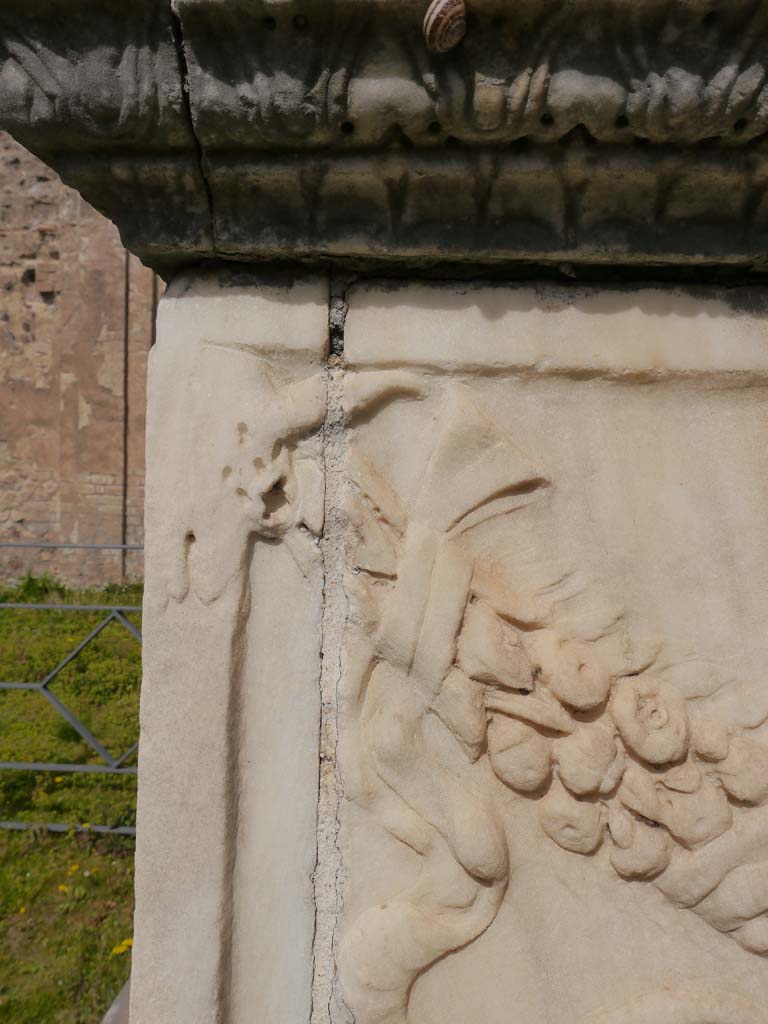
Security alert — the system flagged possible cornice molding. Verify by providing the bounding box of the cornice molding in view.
[2,0,768,275]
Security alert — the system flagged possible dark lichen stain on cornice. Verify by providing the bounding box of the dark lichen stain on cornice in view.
[2,0,768,277]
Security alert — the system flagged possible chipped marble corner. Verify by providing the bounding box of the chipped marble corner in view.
[336,372,768,1024]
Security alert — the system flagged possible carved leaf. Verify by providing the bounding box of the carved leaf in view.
[431,668,488,763]
[484,690,575,735]
[412,386,548,535]
[457,601,534,691]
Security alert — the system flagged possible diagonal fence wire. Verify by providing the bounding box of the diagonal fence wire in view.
[0,541,142,837]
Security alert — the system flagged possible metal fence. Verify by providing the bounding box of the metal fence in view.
[0,542,142,837]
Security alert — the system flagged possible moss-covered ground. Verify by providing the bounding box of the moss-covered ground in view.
[0,576,140,1023]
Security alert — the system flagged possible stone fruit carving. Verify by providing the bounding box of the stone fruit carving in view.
[484,604,768,957]
[340,378,768,1024]
[341,384,546,1024]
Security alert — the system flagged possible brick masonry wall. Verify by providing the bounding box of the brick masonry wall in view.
[0,132,159,585]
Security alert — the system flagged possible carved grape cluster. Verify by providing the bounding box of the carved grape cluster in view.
[457,602,768,882]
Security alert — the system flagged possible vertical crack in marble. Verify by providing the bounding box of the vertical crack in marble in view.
[168,0,217,252]
[312,280,352,1024]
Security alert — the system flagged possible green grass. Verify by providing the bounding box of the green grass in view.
[0,831,135,1024]
[0,575,141,1023]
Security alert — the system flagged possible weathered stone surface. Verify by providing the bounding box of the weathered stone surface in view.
[130,270,768,1024]
[0,0,209,273]
[4,2,768,274]
[337,279,768,1024]
[131,270,329,1024]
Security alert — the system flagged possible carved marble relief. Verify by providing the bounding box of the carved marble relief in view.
[9,0,768,148]
[152,350,325,607]
[336,284,768,1024]
[133,274,330,1024]
[132,275,768,1024]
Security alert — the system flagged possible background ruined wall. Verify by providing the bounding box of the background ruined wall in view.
[0,132,158,584]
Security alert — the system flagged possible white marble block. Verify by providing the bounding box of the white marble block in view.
[132,272,329,1024]
[132,273,768,1024]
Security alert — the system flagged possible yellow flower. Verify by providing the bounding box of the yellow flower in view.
[110,941,132,956]
[54,776,63,783]
[19,907,26,915]
[57,884,69,894]
[80,823,90,830]
[67,863,79,876]
[122,938,133,948]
